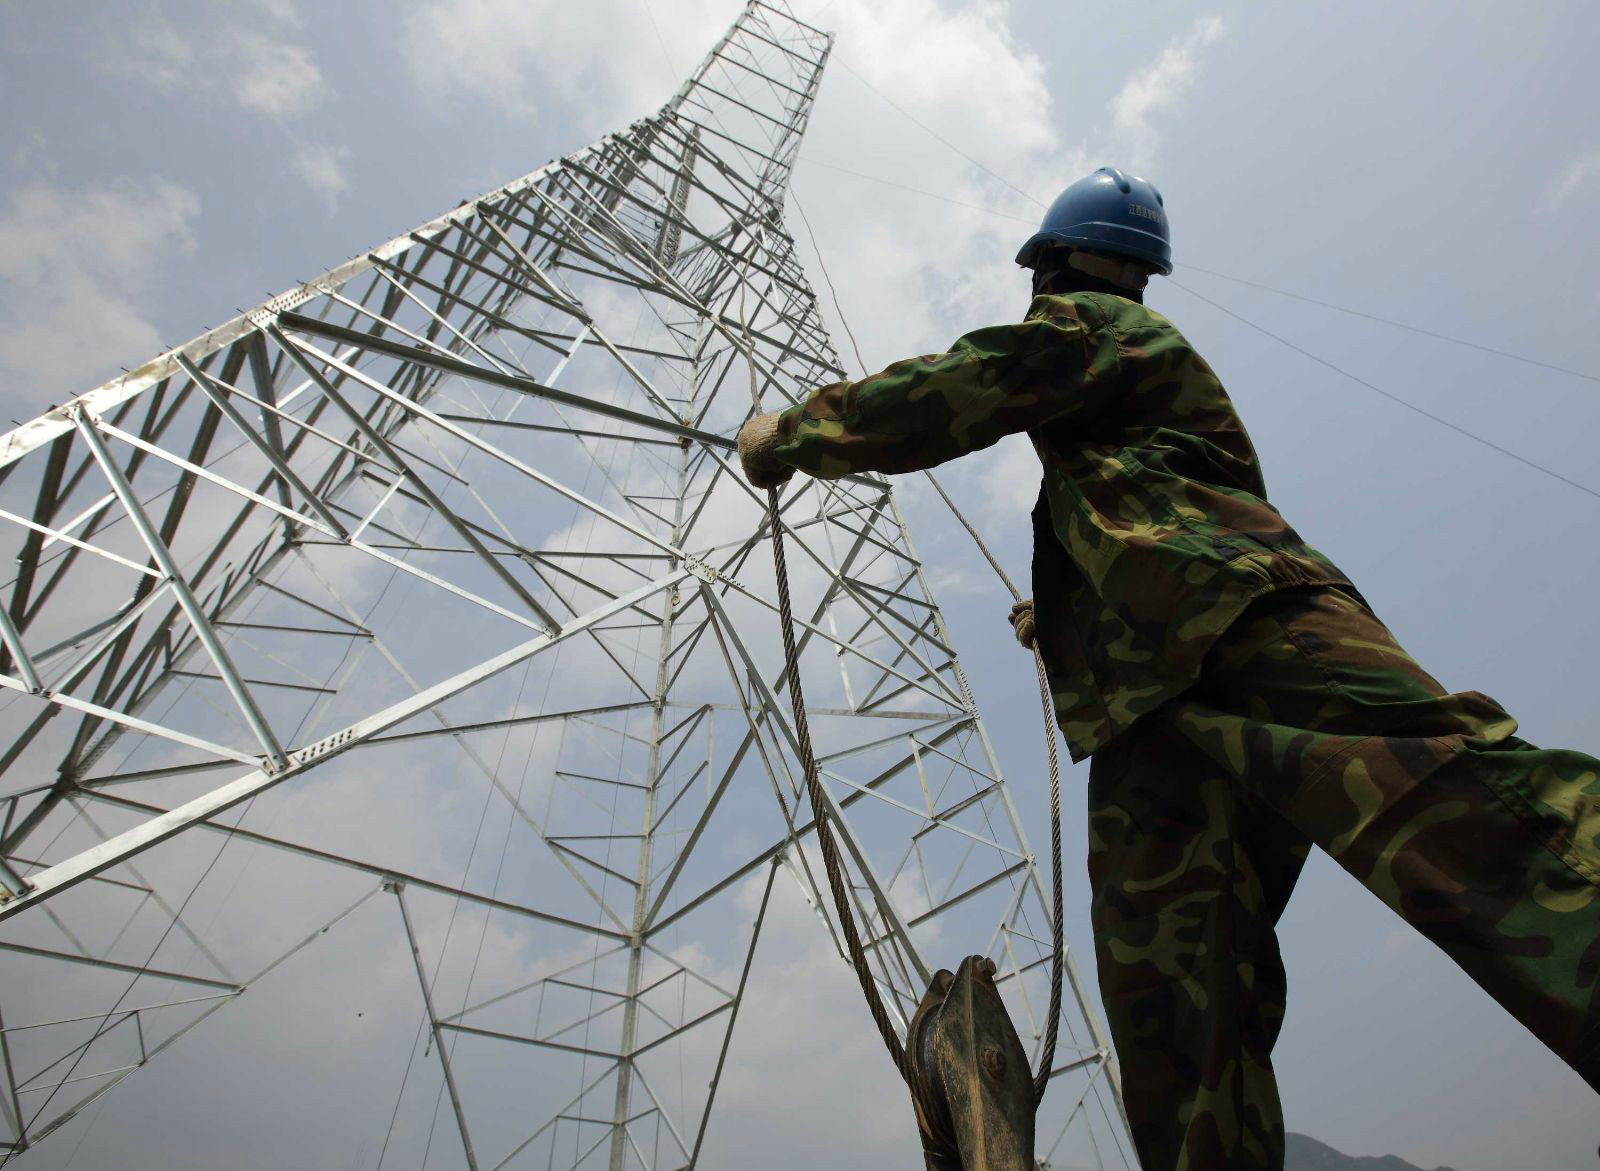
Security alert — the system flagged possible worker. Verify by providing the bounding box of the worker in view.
[737,166,1600,1171]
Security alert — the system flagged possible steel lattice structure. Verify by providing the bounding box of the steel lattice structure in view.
[0,4,1134,1167]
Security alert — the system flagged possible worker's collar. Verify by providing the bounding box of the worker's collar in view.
[1064,250,1150,292]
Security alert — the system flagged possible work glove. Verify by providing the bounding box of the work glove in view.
[1008,598,1036,650]
[737,411,794,489]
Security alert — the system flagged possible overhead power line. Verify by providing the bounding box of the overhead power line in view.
[801,156,1037,224]
[835,57,1047,210]
[1168,279,1600,503]
[1182,264,1600,386]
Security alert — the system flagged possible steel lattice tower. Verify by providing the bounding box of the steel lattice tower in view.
[0,4,1134,1167]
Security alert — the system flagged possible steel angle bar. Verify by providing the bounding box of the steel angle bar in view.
[355,272,525,379]
[438,415,679,447]
[285,338,692,565]
[462,209,591,318]
[21,895,384,1153]
[69,408,289,770]
[269,326,561,632]
[277,312,733,453]
[818,768,1020,858]
[0,1005,24,1142]
[768,518,964,706]
[366,700,655,747]
[686,856,775,1168]
[527,174,804,382]
[627,1001,733,1061]
[188,374,398,476]
[392,883,479,1171]
[813,713,971,769]
[488,1067,622,1171]
[909,861,1031,931]
[641,615,811,932]
[176,354,350,537]
[439,1022,621,1062]
[367,256,574,360]
[0,676,260,767]
[697,584,929,986]
[0,133,637,472]
[445,954,632,1027]
[83,791,627,942]
[0,505,166,581]
[477,206,695,420]
[93,418,341,540]
[624,1071,692,1167]
[30,585,175,684]
[33,488,115,552]
[713,576,957,712]
[0,941,239,992]
[0,566,691,924]
[14,1012,141,1094]
[0,607,41,695]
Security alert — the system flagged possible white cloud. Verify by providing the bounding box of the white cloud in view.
[0,179,199,414]
[111,11,195,87]
[400,0,728,125]
[292,141,353,207]
[109,11,332,120]
[253,0,303,25]
[1549,147,1600,204]
[232,33,330,119]
[1107,14,1226,172]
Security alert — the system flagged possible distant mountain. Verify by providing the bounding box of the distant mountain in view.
[1287,1132,1460,1171]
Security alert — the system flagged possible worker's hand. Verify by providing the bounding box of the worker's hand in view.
[1008,598,1036,650]
[737,411,794,490]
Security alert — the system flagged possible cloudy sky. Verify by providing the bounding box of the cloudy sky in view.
[3,1,1599,1169]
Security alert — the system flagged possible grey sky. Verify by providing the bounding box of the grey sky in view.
[2,1,1598,1169]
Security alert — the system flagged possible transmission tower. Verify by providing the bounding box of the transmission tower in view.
[0,3,1133,1167]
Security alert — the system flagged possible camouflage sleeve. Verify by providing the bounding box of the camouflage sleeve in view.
[771,294,1119,479]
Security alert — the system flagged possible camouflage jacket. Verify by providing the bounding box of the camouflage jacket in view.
[769,291,1353,761]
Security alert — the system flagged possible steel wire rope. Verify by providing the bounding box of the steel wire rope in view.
[789,184,1067,1102]
[736,278,911,1085]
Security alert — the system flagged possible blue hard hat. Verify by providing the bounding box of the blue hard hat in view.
[1015,167,1172,275]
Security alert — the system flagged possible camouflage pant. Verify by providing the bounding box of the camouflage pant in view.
[1087,586,1600,1171]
